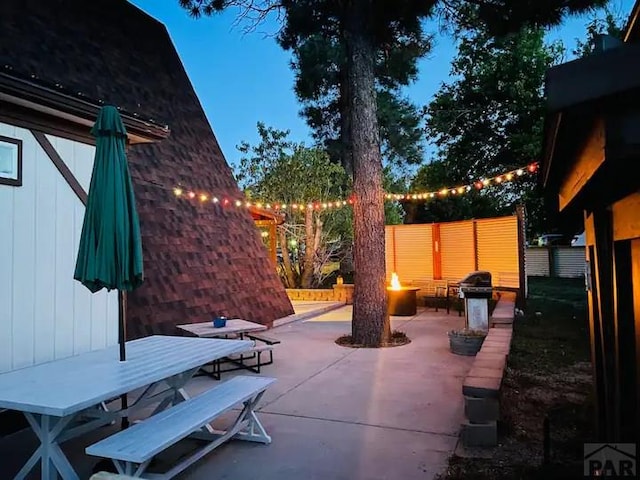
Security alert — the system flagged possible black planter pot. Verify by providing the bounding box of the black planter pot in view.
[448,330,486,356]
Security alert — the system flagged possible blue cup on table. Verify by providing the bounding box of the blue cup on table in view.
[213,316,227,328]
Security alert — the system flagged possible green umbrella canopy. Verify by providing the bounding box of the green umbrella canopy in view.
[74,106,144,293]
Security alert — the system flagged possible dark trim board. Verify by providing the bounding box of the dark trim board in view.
[0,104,96,147]
[545,42,640,112]
[31,130,88,205]
[624,0,640,41]
[0,134,22,186]
[0,70,170,144]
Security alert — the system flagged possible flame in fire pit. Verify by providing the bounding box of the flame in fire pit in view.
[390,272,402,290]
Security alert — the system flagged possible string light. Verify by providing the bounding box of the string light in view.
[172,162,539,212]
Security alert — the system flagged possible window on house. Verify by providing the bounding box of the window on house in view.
[0,136,22,186]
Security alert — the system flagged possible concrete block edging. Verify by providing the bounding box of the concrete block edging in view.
[460,294,515,448]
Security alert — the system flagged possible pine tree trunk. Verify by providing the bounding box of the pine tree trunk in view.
[344,0,390,347]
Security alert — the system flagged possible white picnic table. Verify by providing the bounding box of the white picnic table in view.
[176,318,267,339]
[0,335,253,480]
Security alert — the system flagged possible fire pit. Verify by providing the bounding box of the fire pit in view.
[387,273,420,316]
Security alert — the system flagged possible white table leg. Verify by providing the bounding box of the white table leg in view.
[15,413,79,480]
[162,367,200,405]
[163,366,216,435]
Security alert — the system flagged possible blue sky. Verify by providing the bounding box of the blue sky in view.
[131,0,634,168]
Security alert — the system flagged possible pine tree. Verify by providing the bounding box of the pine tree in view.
[179,0,609,347]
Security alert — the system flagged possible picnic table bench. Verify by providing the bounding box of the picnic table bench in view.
[177,319,280,377]
[86,375,276,479]
[0,335,255,480]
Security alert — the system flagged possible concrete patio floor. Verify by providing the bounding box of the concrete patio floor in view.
[0,307,473,480]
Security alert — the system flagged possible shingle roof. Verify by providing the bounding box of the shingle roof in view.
[0,0,294,334]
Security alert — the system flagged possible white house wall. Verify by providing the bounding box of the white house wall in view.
[0,122,117,374]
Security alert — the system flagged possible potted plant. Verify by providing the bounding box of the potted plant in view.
[448,329,486,356]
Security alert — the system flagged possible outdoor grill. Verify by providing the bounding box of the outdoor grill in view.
[459,271,493,331]
[458,271,493,298]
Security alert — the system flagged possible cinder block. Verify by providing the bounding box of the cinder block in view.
[491,316,514,323]
[479,345,510,356]
[462,375,501,398]
[482,339,508,348]
[482,344,511,354]
[465,396,500,423]
[488,328,511,335]
[485,333,512,343]
[471,357,506,371]
[461,420,498,447]
[475,351,506,361]
[468,366,503,379]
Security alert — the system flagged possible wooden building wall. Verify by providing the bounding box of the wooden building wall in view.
[584,192,640,442]
[0,122,118,374]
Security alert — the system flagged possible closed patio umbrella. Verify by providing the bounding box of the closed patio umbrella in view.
[74,105,144,362]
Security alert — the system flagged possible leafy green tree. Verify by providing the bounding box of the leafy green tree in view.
[180,0,608,347]
[237,123,350,288]
[413,4,621,238]
[416,22,563,237]
[402,159,499,224]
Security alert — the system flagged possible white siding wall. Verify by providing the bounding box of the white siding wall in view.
[0,123,118,374]
[525,247,550,277]
[554,247,587,278]
[525,246,586,278]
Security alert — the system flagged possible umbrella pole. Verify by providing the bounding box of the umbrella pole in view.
[118,290,129,429]
[119,290,127,361]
